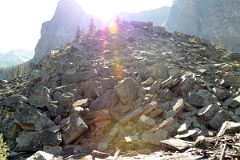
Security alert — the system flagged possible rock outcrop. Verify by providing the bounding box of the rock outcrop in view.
[167,0,240,52]
[2,21,240,159]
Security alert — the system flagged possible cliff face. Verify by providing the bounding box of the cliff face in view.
[34,0,94,62]
[167,0,240,51]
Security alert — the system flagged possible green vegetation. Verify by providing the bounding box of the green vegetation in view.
[0,134,9,160]
[199,47,210,58]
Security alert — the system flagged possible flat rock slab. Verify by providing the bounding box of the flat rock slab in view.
[159,138,194,151]
[217,121,240,137]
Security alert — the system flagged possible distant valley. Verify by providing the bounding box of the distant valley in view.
[0,49,34,68]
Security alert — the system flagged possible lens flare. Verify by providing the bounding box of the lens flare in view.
[108,22,118,34]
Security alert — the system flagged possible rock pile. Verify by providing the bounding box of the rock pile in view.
[1,21,240,159]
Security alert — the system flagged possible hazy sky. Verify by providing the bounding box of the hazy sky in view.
[0,0,172,52]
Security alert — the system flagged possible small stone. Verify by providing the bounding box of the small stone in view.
[125,135,140,142]
[172,98,184,114]
[139,115,156,126]
[177,123,188,134]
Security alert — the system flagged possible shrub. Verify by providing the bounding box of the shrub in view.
[0,134,8,160]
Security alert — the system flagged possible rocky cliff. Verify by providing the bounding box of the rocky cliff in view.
[34,0,171,62]
[167,0,240,52]
[2,20,240,159]
[33,0,98,62]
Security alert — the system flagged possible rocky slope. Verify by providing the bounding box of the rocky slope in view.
[1,21,240,159]
[166,0,240,52]
[34,0,171,62]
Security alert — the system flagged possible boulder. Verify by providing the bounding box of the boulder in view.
[15,131,43,152]
[217,121,240,137]
[14,104,55,131]
[61,70,97,84]
[141,118,179,145]
[114,77,139,105]
[60,113,88,144]
[80,81,99,98]
[29,86,50,108]
[5,94,28,107]
[187,90,211,108]
[212,87,230,101]
[208,110,232,130]
[90,89,119,110]
[197,104,220,120]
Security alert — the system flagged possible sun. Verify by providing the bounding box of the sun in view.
[79,0,120,21]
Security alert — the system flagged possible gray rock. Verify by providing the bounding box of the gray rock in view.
[15,131,43,152]
[114,77,139,105]
[217,121,240,137]
[43,146,62,156]
[187,90,211,108]
[60,113,88,144]
[5,94,28,107]
[14,104,55,131]
[141,118,179,145]
[90,89,119,110]
[208,110,232,130]
[61,70,97,84]
[172,98,184,114]
[159,138,194,151]
[223,96,240,108]
[197,104,220,120]
[212,87,230,101]
[29,86,50,108]
[100,78,117,89]
[235,107,240,115]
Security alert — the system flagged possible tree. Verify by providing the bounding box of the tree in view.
[74,26,81,42]
[88,18,96,34]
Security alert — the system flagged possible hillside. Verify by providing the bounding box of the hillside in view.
[166,0,240,52]
[0,50,33,68]
[34,0,171,62]
[1,21,240,159]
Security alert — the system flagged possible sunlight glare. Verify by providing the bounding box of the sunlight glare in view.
[78,0,173,21]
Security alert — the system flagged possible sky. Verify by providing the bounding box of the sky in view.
[0,0,173,53]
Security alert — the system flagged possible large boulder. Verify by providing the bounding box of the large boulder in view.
[29,86,50,108]
[60,113,88,144]
[14,104,55,131]
[114,77,139,105]
[90,89,119,110]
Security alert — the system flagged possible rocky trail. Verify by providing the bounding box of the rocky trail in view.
[1,21,240,160]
